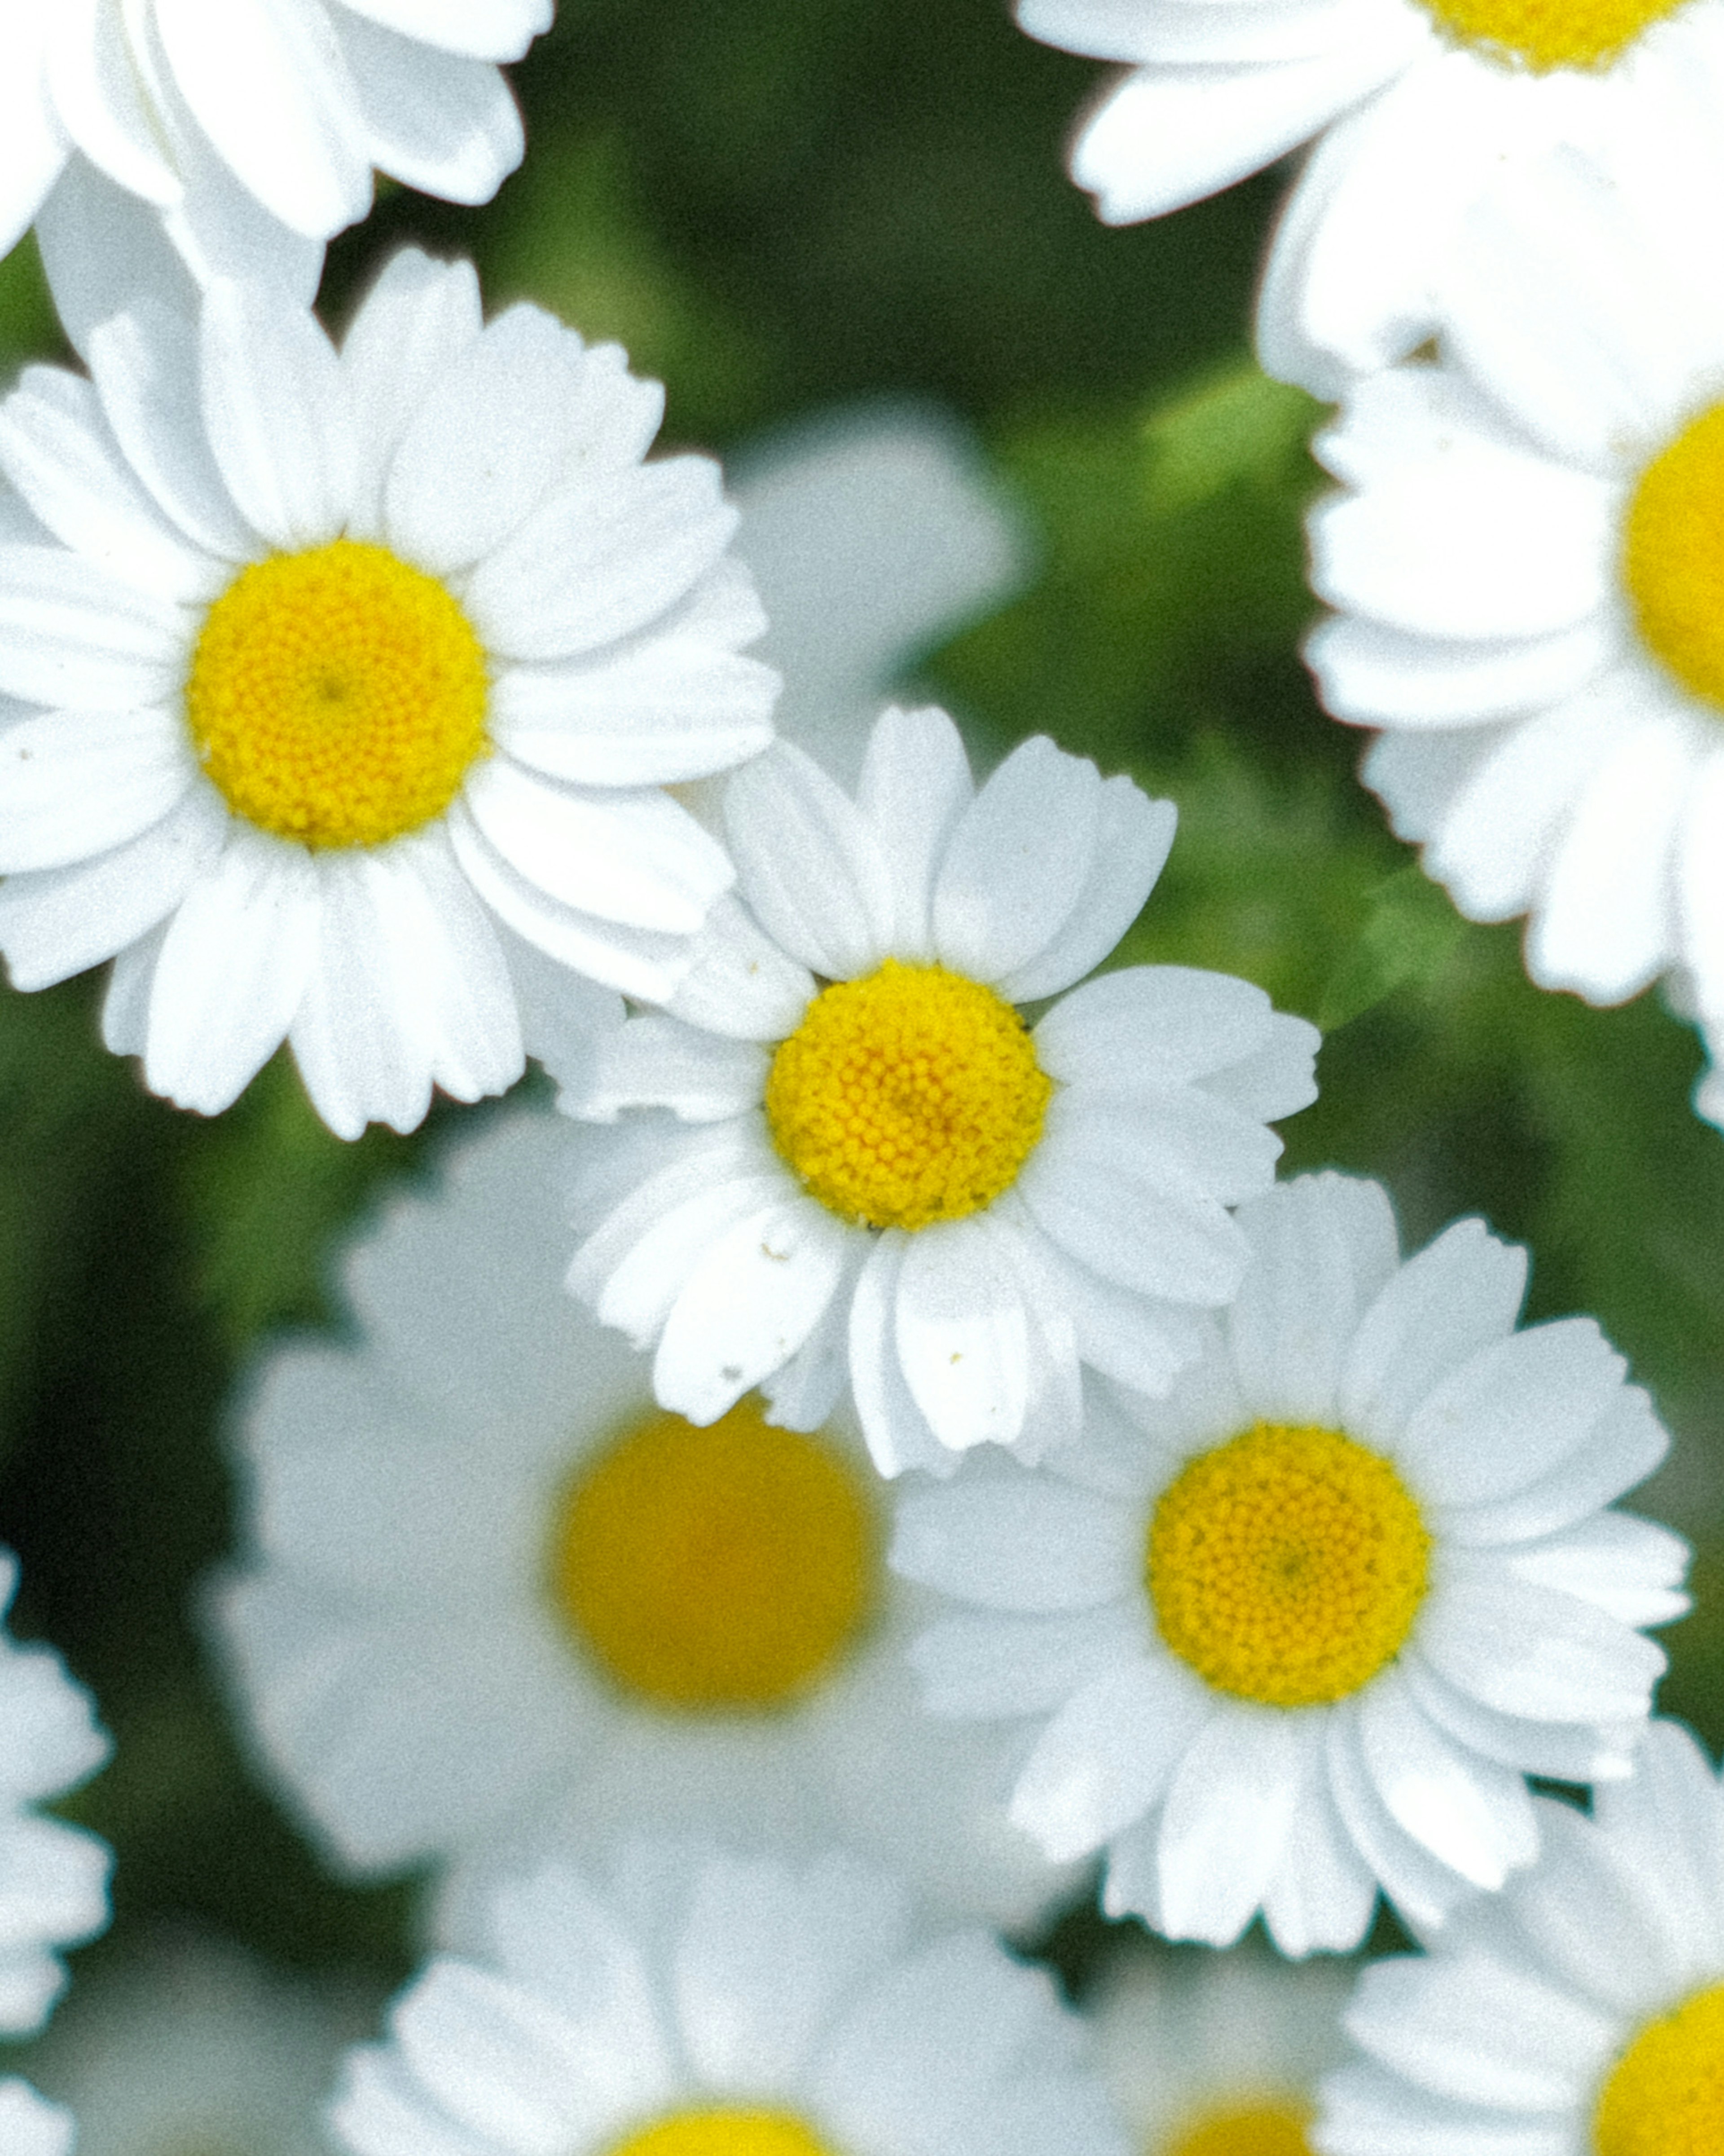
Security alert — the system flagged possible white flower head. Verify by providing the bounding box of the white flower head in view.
[213,1109,1078,1934]
[1018,0,1724,393]
[0,2083,74,2156]
[3,0,548,310]
[553,702,1319,1477]
[0,247,778,1137]
[891,1173,1689,1956]
[0,1552,110,2033]
[1317,1718,1724,2156]
[1093,1941,1352,2156]
[329,1841,1130,2156]
[19,1927,364,2156]
[1306,150,1724,1130]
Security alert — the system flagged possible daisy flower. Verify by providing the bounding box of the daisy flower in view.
[0,1552,110,2032]
[1306,152,1724,1128]
[328,1842,1129,2156]
[0,247,777,1137]
[1092,1940,1352,2156]
[1318,1718,1724,2156]
[552,702,1319,1476]
[891,1172,1688,1955]
[1019,0,1724,392]
[212,1109,1076,1934]
[2,0,547,304]
[0,2085,73,2156]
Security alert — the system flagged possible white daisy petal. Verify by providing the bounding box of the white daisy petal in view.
[1398,1653,1640,1785]
[1500,1512,1689,1630]
[489,642,777,790]
[1419,1566,1666,1727]
[931,735,1102,983]
[331,0,550,62]
[855,703,974,962]
[342,247,484,544]
[0,544,184,708]
[0,705,194,874]
[1033,965,1275,1091]
[1307,614,1618,729]
[1355,1666,1539,1888]
[725,741,897,979]
[1014,1654,1214,1862]
[847,1232,950,1480]
[665,895,814,1044]
[579,1017,768,1126]
[894,1217,1035,1455]
[0,25,67,263]
[1262,1726,1381,1956]
[1155,1706,1305,1944]
[909,1608,1140,1719]
[1325,1702,1481,1934]
[994,780,1176,1002]
[332,11,523,209]
[200,276,356,549]
[891,1475,1137,1613]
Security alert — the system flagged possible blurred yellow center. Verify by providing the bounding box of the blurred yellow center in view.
[1162,2099,1315,2156]
[186,538,489,848]
[1418,0,1683,69]
[1148,1423,1431,1708]
[1624,401,1724,713]
[765,960,1052,1231]
[550,1397,877,1711]
[1593,1981,1724,2156]
[611,2111,837,2156]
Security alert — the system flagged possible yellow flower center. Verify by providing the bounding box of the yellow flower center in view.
[1147,1423,1431,1709]
[1162,2099,1315,2156]
[764,960,1052,1231]
[1623,399,1724,714]
[549,1397,878,1712]
[611,2111,838,2156]
[1593,1981,1724,2156]
[1417,0,1685,70]
[185,538,489,849]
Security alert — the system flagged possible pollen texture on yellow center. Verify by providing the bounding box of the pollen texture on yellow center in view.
[1593,1981,1724,2156]
[550,1397,878,1712]
[1148,1423,1432,1709]
[1163,2099,1315,2156]
[185,538,489,849]
[1418,0,1684,70]
[610,2110,838,2156]
[764,959,1052,1232]
[1624,400,1724,714]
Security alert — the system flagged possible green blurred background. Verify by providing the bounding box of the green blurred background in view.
[0,0,1717,2011]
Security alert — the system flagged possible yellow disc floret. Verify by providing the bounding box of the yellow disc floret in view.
[1624,399,1724,714]
[1418,0,1684,71]
[186,538,489,849]
[611,2111,838,2156]
[765,960,1053,1231]
[1148,1423,1431,1709]
[1164,2099,1315,2156]
[1593,1981,1724,2156]
[550,1397,878,1712]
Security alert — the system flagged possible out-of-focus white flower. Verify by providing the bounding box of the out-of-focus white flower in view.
[0,1552,109,2033]
[0,246,777,1136]
[1318,1719,1724,2156]
[894,1173,1687,1954]
[330,1843,1130,2156]
[553,702,1317,1475]
[0,2081,73,2156]
[1018,0,1724,393]
[214,1109,1076,1935]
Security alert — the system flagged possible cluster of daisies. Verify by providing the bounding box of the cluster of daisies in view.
[0,1,1718,2154]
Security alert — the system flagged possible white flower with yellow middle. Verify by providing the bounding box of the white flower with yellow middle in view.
[212,1110,1075,1935]
[0,247,778,1135]
[553,702,1319,1476]
[893,1173,1688,1954]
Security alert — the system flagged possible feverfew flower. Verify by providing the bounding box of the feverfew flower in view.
[1318,1720,1724,2156]
[329,1843,1129,2156]
[0,2084,73,2156]
[892,1173,1688,1954]
[554,703,1318,1476]
[0,1553,110,2030]
[1018,0,1724,392]
[214,1110,1074,1934]
[1093,1942,1351,2156]
[1306,153,1724,1129]
[0,248,777,1136]
[4,0,548,295]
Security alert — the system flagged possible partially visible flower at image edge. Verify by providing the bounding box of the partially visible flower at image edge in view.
[0,246,779,1137]
[0,2082,74,2156]
[552,702,1319,1475]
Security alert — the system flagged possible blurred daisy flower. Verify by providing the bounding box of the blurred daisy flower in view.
[19,1927,367,2156]
[892,1173,1688,1953]
[329,1842,1129,2156]
[0,1552,110,2033]
[1307,152,1724,1131]
[6,0,549,315]
[1319,1718,1724,2156]
[552,702,1318,1475]
[1091,1940,1351,2156]
[0,247,777,1135]
[1018,0,1724,392]
[0,2083,73,2156]
[214,1110,1076,1935]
